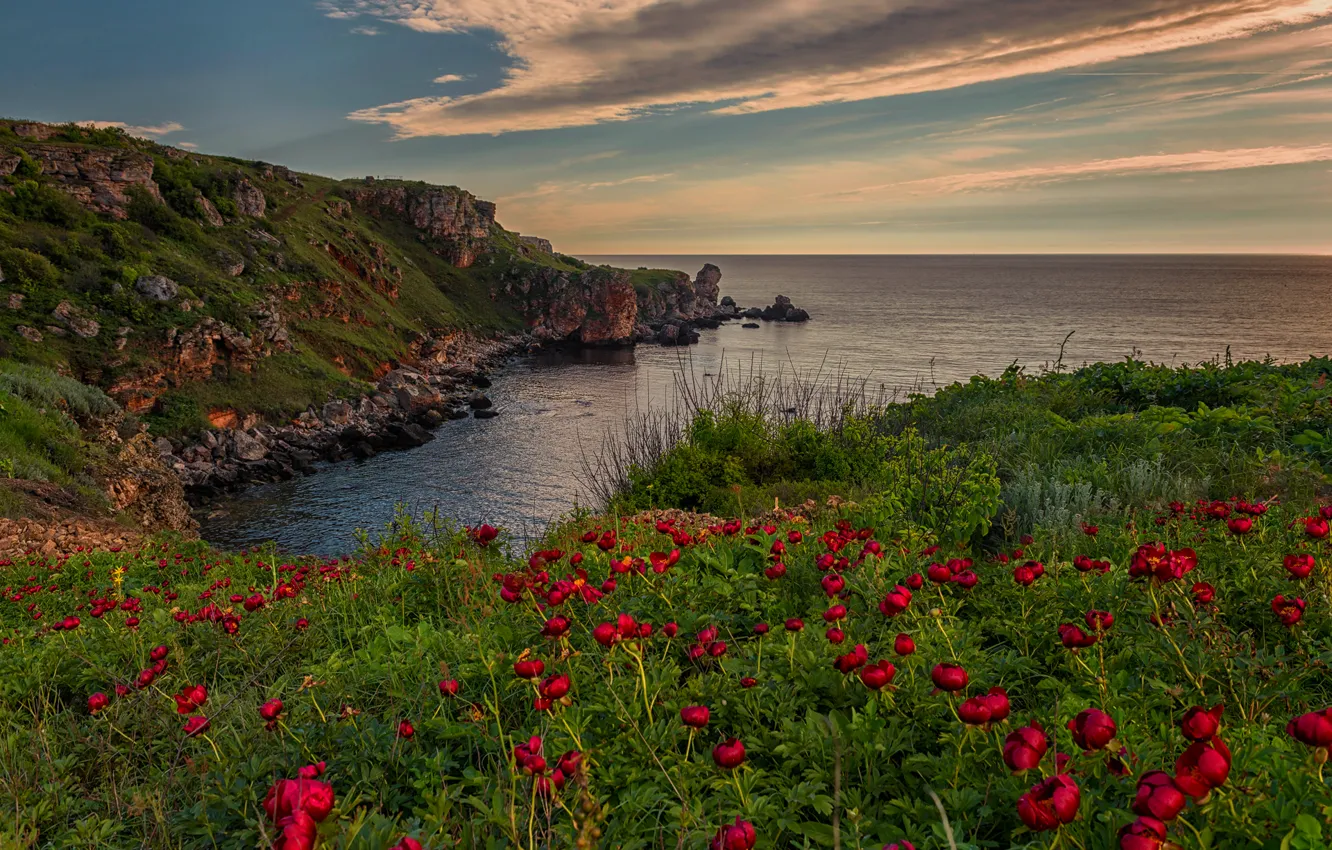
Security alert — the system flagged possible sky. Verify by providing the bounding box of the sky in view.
[3,0,1331,254]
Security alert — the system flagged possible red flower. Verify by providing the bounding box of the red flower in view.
[823,604,847,622]
[710,816,757,850]
[1191,582,1215,604]
[244,594,265,612]
[833,644,868,674]
[260,699,284,728]
[295,618,309,631]
[1081,522,1098,536]
[174,684,208,715]
[592,622,617,647]
[1305,517,1330,540]
[1013,564,1038,586]
[764,562,787,580]
[541,616,571,639]
[265,776,336,824]
[1180,704,1223,742]
[681,705,710,728]
[712,737,746,769]
[1058,624,1098,649]
[894,633,915,655]
[88,692,109,714]
[439,679,460,697]
[784,618,804,632]
[879,585,912,617]
[859,660,896,690]
[1132,771,1185,821]
[649,549,680,573]
[930,663,968,692]
[469,524,500,546]
[1085,610,1113,632]
[1173,737,1231,797]
[1068,708,1116,751]
[398,720,415,739]
[1119,816,1170,850]
[1226,517,1252,535]
[1272,594,1305,626]
[1074,555,1111,574]
[821,574,846,596]
[905,572,924,590]
[276,810,319,850]
[1284,553,1315,579]
[391,838,424,850]
[514,659,545,679]
[927,563,952,584]
[183,715,210,737]
[739,676,757,688]
[149,645,169,662]
[1016,774,1080,831]
[1287,707,1332,747]
[958,696,992,725]
[1003,722,1048,773]
[825,627,846,644]
[884,843,916,850]
[982,686,1011,722]
[753,622,769,636]
[664,622,679,638]
[596,531,617,551]
[539,674,570,701]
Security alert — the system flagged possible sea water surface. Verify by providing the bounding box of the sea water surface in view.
[200,254,1332,554]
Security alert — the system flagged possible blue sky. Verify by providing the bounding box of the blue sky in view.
[4,0,1331,253]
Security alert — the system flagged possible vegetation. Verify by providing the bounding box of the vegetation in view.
[2,357,1331,849]
[0,359,118,515]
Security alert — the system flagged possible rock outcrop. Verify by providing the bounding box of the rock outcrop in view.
[233,178,266,218]
[500,265,640,346]
[346,184,496,268]
[518,235,554,254]
[107,311,292,412]
[10,144,163,219]
[760,294,811,323]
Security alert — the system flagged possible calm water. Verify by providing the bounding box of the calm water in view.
[200,254,1332,554]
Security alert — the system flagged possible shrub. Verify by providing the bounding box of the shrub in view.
[0,179,86,227]
[0,245,58,293]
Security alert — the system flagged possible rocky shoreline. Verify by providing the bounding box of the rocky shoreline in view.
[156,290,811,513]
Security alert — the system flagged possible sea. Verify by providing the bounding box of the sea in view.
[198,254,1332,555]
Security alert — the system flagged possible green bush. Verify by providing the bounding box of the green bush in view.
[0,179,86,227]
[0,245,59,293]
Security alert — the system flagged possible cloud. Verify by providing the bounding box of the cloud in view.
[350,25,381,35]
[80,120,185,139]
[841,144,1332,196]
[177,142,199,149]
[499,171,676,201]
[324,0,1332,137]
[432,73,470,83]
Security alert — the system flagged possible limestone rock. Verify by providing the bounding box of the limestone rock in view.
[51,300,100,338]
[7,292,24,310]
[232,429,267,462]
[233,178,266,218]
[346,184,494,268]
[198,194,225,227]
[135,275,179,302]
[18,142,163,219]
[17,325,42,343]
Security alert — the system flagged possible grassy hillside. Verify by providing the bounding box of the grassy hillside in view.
[0,120,588,435]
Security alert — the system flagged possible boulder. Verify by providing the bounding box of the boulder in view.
[232,429,268,462]
[51,300,100,338]
[321,400,354,425]
[135,275,179,302]
[467,391,493,410]
[233,178,266,218]
[16,326,42,343]
[720,295,736,308]
[656,324,680,346]
[742,307,762,319]
[6,292,23,310]
[474,408,499,419]
[742,322,760,329]
[785,308,810,322]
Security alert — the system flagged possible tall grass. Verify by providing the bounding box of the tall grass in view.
[579,353,904,508]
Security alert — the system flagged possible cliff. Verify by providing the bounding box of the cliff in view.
[0,119,725,438]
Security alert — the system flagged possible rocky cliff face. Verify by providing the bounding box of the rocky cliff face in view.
[107,310,292,412]
[0,144,163,219]
[346,184,496,268]
[499,266,639,346]
[496,262,725,347]
[635,263,723,324]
